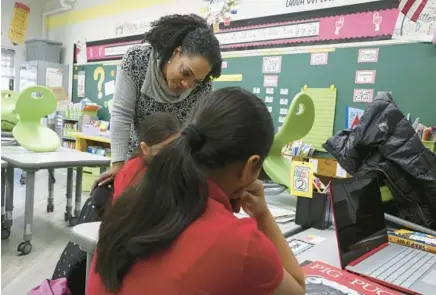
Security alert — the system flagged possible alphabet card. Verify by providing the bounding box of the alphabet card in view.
[310,52,329,65]
[302,261,402,295]
[358,48,379,63]
[290,161,314,198]
[355,70,376,84]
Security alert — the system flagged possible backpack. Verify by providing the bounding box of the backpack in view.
[27,278,71,295]
[51,185,113,295]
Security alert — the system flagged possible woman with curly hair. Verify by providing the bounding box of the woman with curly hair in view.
[93,14,222,188]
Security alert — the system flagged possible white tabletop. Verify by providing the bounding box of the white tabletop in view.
[266,192,301,236]
[288,227,341,267]
[1,160,7,168]
[1,146,110,169]
[71,194,302,254]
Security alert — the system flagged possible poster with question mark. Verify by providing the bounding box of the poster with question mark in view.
[93,66,105,99]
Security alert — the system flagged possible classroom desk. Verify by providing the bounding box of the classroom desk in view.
[71,221,100,284]
[288,227,341,268]
[71,196,303,284]
[1,146,110,255]
[265,191,302,237]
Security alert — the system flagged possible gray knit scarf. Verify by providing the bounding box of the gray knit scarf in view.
[141,48,192,103]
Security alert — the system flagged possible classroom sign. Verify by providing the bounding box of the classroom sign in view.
[228,0,384,21]
[290,161,314,198]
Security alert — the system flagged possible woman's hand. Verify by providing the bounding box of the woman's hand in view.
[238,180,270,220]
[91,162,124,190]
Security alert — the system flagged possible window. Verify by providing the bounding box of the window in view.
[1,48,15,91]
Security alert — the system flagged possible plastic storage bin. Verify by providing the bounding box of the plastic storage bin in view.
[25,39,62,63]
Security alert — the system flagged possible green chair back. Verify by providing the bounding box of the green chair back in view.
[1,90,19,131]
[380,185,394,203]
[12,86,60,152]
[263,92,315,187]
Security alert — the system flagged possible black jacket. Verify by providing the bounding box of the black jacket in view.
[323,92,436,229]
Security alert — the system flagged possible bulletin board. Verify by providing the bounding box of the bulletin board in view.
[72,63,118,121]
[214,43,436,140]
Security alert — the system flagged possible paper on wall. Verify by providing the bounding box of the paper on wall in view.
[358,48,379,63]
[280,88,289,95]
[393,1,436,43]
[355,70,376,84]
[262,56,282,73]
[280,98,289,105]
[77,71,85,98]
[104,80,115,96]
[266,88,274,94]
[76,40,88,65]
[353,89,374,102]
[46,68,63,88]
[310,52,328,65]
[264,75,279,87]
[346,106,365,128]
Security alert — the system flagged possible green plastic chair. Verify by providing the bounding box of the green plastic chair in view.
[12,86,60,152]
[1,90,19,132]
[263,92,315,187]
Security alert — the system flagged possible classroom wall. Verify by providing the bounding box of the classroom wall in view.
[1,0,44,90]
[47,0,206,98]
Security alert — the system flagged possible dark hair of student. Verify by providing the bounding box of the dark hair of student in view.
[130,112,181,159]
[143,14,222,82]
[95,87,275,291]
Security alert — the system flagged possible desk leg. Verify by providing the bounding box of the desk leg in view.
[1,168,6,222]
[1,168,9,240]
[18,171,35,255]
[74,167,83,219]
[86,252,94,284]
[3,167,14,235]
[47,168,55,213]
[65,168,74,222]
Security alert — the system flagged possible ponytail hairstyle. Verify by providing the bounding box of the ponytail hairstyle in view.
[95,87,275,291]
[130,112,181,160]
[143,14,222,82]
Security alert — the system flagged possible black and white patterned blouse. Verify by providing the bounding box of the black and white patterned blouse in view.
[110,44,212,162]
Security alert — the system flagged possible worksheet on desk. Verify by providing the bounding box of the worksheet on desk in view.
[235,204,295,223]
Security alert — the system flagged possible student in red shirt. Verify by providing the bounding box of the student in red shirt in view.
[88,87,306,295]
[112,112,181,203]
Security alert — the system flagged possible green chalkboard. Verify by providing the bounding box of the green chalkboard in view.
[72,63,118,121]
[213,43,436,135]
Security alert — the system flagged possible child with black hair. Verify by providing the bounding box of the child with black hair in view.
[89,87,305,295]
[112,112,180,203]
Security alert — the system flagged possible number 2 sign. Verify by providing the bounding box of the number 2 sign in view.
[290,161,314,198]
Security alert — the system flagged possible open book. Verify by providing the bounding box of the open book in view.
[302,261,402,295]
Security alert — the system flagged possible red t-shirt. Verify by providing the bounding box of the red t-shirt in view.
[113,156,146,204]
[87,181,284,295]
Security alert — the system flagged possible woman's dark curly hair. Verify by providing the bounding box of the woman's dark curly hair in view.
[143,14,222,82]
